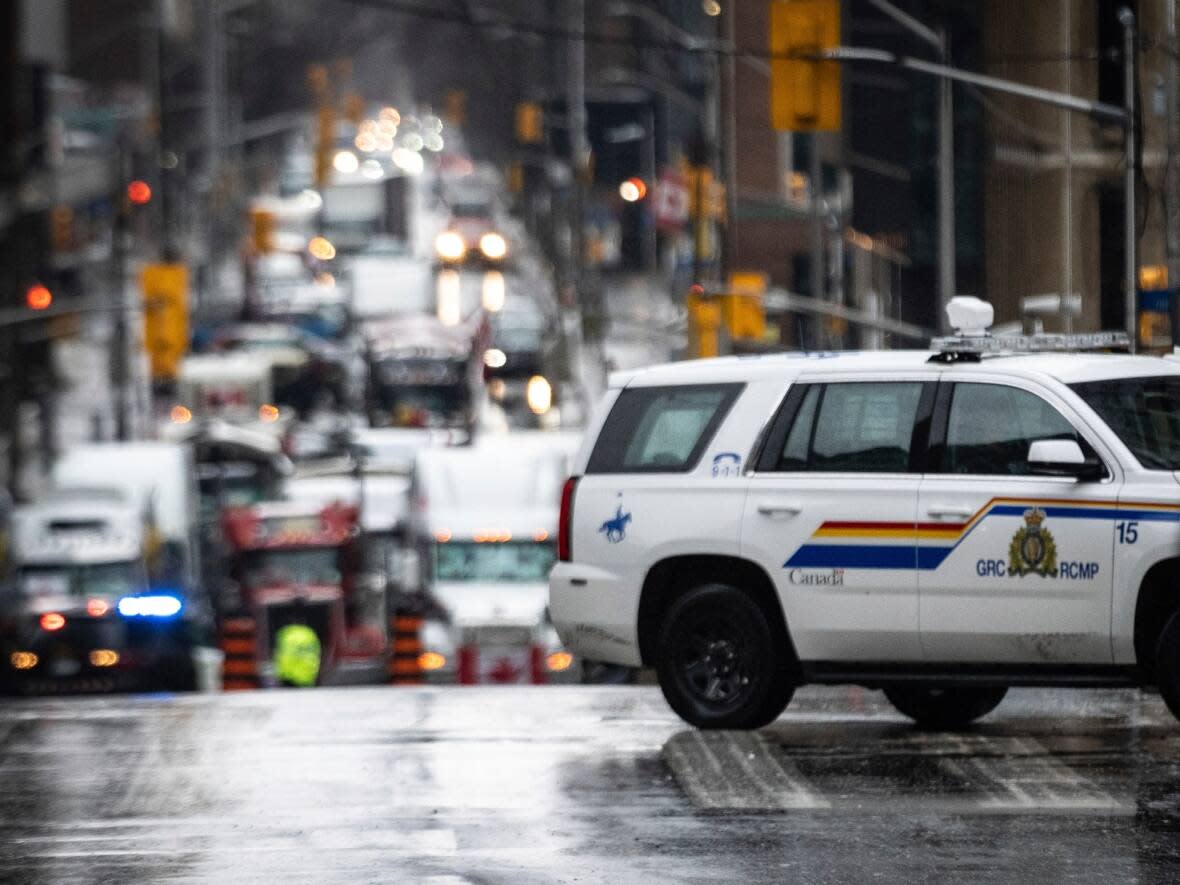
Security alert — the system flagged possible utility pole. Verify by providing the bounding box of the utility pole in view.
[1167,0,1180,345]
[704,32,721,284]
[809,134,824,310]
[936,27,955,331]
[111,137,130,441]
[1121,7,1138,351]
[154,0,175,261]
[0,0,21,497]
[721,4,738,275]
[566,0,587,318]
[204,0,225,315]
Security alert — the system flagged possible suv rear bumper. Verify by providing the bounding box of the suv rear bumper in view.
[549,563,641,667]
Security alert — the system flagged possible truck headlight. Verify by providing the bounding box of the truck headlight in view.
[435,231,466,262]
[479,232,507,260]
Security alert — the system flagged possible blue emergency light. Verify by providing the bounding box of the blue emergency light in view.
[116,594,183,618]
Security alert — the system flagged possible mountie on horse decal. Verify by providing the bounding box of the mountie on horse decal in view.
[599,505,632,543]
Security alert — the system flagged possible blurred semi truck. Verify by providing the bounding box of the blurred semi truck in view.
[1,443,214,692]
[411,436,576,685]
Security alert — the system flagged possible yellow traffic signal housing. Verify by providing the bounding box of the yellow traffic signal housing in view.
[141,263,190,382]
[687,290,723,359]
[723,272,768,341]
[249,208,276,254]
[515,102,544,144]
[770,0,841,131]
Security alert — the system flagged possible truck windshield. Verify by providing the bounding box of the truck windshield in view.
[374,384,469,427]
[243,548,341,586]
[1071,376,1180,469]
[434,541,555,583]
[19,561,143,598]
[451,201,492,220]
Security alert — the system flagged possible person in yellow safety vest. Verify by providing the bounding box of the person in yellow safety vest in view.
[273,623,322,687]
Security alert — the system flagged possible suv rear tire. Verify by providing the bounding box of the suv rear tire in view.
[884,685,1007,730]
[1154,609,1180,722]
[656,583,794,729]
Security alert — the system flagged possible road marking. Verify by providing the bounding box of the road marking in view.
[665,729,1132,814]
[938,736,1129,814]
[663,731,829,810]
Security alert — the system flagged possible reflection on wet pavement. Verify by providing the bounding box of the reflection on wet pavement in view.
[0,686,1177,883]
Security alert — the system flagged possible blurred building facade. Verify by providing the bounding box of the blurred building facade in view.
[727,0,1174,344]
[981,0,1170,342]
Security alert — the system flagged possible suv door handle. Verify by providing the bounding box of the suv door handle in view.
[756,501,802,518]
[926,504,974,520]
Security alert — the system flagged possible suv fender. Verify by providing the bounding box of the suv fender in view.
[1133,557,1180,680]
[636,554,800,677]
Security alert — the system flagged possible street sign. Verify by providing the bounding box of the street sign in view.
[655,167,690,229]
[141,263,189,382]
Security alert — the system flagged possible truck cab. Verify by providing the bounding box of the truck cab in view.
[3,488,194,692]
[413,440,575,684]
[218,501,385,687]
[362,314,484,433]
[165,353,293,439]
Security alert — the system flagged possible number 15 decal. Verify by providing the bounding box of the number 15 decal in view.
[1116,521,1139,544]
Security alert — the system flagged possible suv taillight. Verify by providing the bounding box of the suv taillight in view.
[558,476,578,562]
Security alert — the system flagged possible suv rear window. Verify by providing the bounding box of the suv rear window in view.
[586,384,743,474]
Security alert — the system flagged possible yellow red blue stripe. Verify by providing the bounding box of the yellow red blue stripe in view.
[784,497,1180,571]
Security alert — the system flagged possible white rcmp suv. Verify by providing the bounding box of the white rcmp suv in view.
[551,298,1180,729]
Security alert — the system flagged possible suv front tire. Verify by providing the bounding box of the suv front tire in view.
[656,583,794,729]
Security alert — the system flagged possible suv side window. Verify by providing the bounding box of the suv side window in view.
[942,382,1091,475]
[586,384,743,474]
[775,382,925,473]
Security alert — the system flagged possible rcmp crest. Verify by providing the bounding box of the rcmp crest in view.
[1008,507,1058,577]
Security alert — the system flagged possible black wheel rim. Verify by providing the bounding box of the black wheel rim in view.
[674,613,755,709]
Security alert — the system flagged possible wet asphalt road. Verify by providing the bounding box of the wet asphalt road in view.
[0,686,1178,884]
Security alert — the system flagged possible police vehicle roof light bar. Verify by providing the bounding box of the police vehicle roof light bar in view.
[931,331,1133,356]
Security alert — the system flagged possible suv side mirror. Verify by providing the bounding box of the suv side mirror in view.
[1027,439,1105,481]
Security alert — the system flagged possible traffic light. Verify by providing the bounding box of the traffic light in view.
[769,0,841,131]
[619,178,647,202]
[515,102,544,144]
[127,180,152,205]
[25,284,52,311]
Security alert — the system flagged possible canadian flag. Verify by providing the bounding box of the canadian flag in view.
[654,168,690,230]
